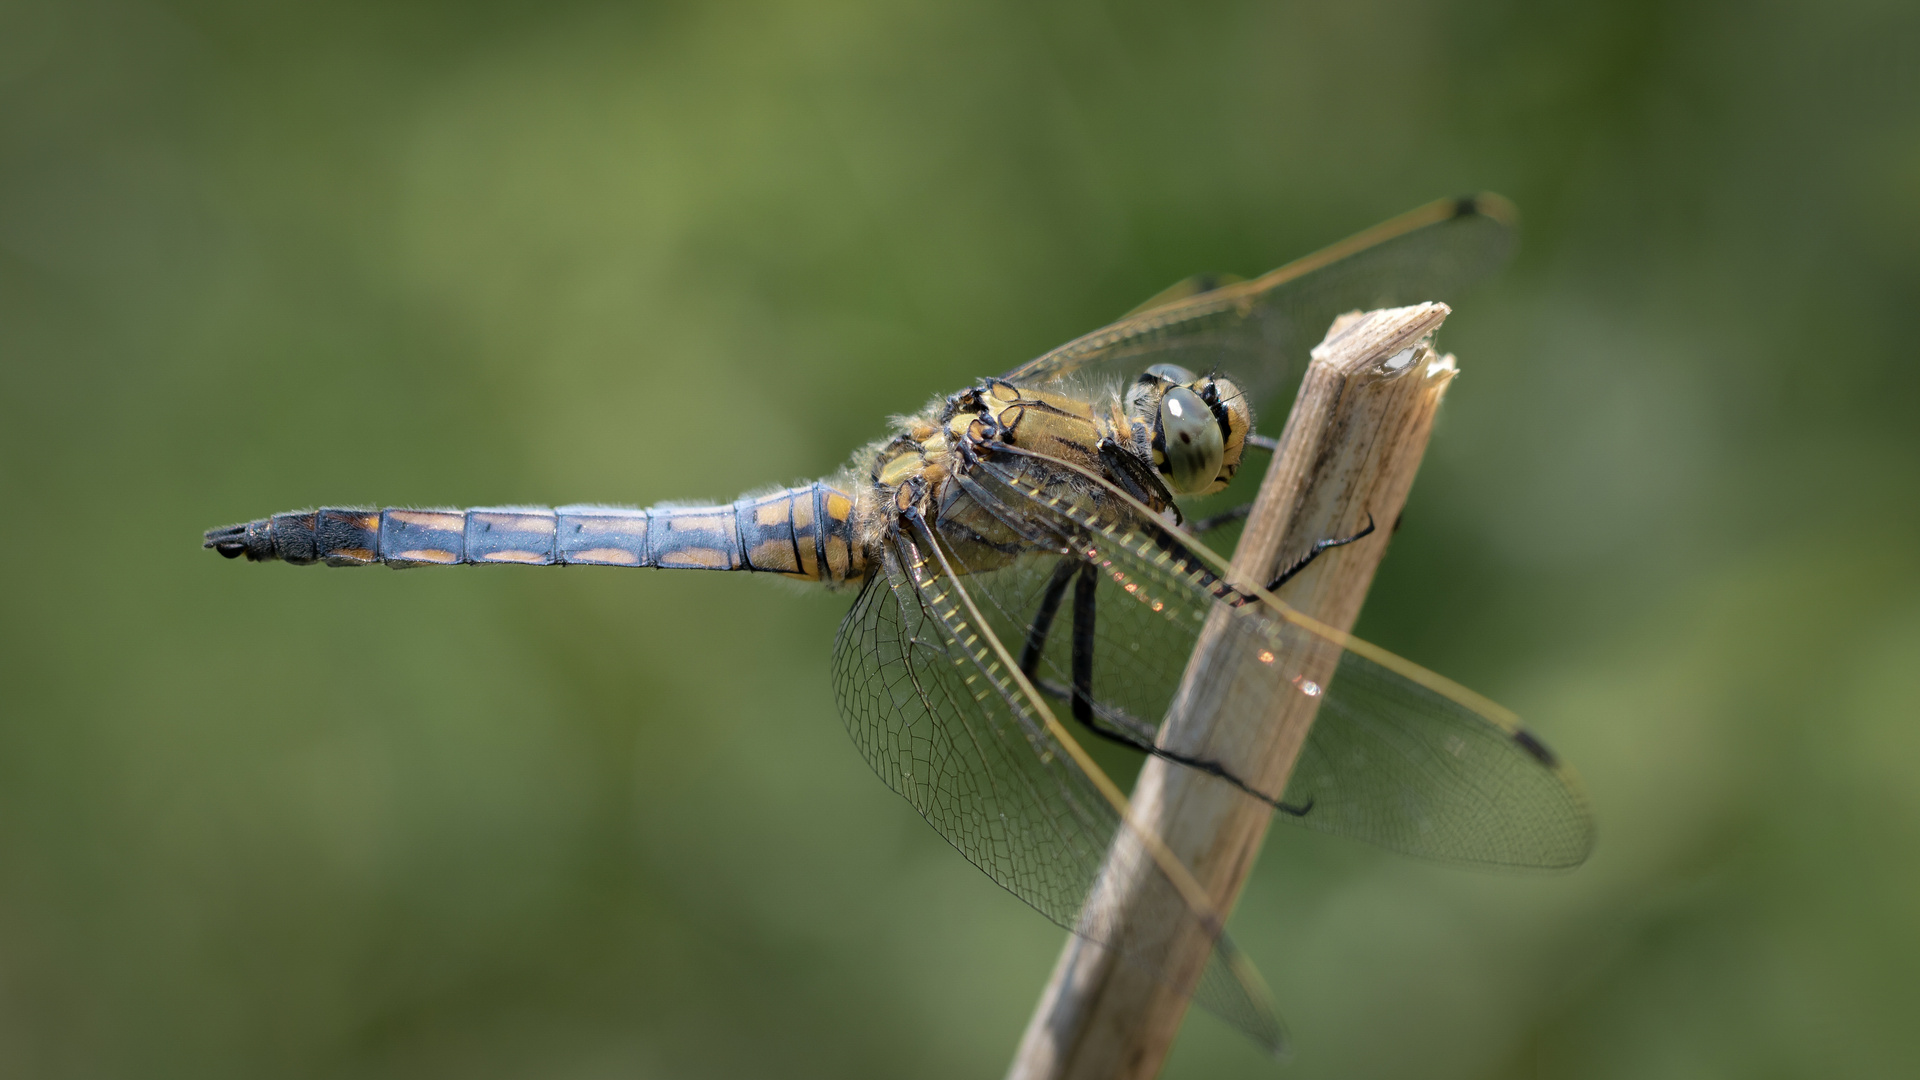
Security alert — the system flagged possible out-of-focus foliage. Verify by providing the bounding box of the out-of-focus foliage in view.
[2,1,1916,1077]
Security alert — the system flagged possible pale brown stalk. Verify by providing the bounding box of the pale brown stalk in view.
[1008,303,1460,1079]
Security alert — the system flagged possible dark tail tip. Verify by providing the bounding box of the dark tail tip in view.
[204,520,274,561]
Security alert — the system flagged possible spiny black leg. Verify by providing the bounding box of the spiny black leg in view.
[1058,556,1313,817]
[1187,503,1252,535]
[1018,557,1080,678]
[1069,560,1097,724]
[1265,513,1376,592]
[1064,706,1317,817]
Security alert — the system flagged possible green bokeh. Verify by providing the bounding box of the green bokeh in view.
[3,2,1917,1077]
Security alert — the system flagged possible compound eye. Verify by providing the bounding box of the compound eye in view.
[1144,363,1198,385]
[1157,385,1225,495]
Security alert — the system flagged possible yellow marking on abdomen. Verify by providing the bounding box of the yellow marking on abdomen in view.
[749,539,799,574]
[395,548,458,564]
[658,547,731,569]
[792,493,819,579]
[483,551,546,564]
[824,535,850,579]
[389,511,462,530]
[571,547,639,565]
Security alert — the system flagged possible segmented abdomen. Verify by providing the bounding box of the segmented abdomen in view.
[204,482,865,584]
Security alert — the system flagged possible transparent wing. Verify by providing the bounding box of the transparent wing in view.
[948,549,1213,771]
[1001,194,1517,411]
[1120,271,1246,318]
[831,527,1288,1054]
[962,451,1595,870]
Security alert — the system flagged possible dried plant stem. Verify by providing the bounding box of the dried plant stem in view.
[1007,303,1460,1080]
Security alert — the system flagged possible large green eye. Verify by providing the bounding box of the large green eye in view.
[1144,363,1197,384]
[1157,385,1225,495]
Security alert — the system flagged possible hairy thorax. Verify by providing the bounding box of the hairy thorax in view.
[854,380,1154,574]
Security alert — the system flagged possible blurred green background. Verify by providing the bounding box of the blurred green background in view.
[3,1,1918,1077]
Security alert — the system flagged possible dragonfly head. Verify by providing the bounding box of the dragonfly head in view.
[1126,364,1253,497]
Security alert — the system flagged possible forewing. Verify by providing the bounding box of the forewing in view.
[1001,195,1516,409]
[831,532,1287,1054]
[967,452,1595,870]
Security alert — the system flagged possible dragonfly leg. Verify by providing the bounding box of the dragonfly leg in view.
[1018,558,1080,678]
[1265,513,1376,592]
[1054,557,1314,817]
[1069,559,1097,724]
[1186,503,1252,536]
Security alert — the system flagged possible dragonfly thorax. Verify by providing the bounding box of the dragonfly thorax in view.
[857,378,1145,567]
[858,369,1252,576]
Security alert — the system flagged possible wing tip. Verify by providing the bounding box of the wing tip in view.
[1510,726,1558,767]
[1210,933,1294,1061]
[1453,190,1520,228]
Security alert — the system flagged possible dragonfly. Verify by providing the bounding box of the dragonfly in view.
[204,194,1593,1056]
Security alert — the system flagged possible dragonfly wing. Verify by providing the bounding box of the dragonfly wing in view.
[1000,194,1516,409]
[935,543,1237,792]
[831,529,1288,1054]
[1119,271,1246,318]
[1278,648,1593,866]
[966,451,1595,870]
[833,546,1110,918]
